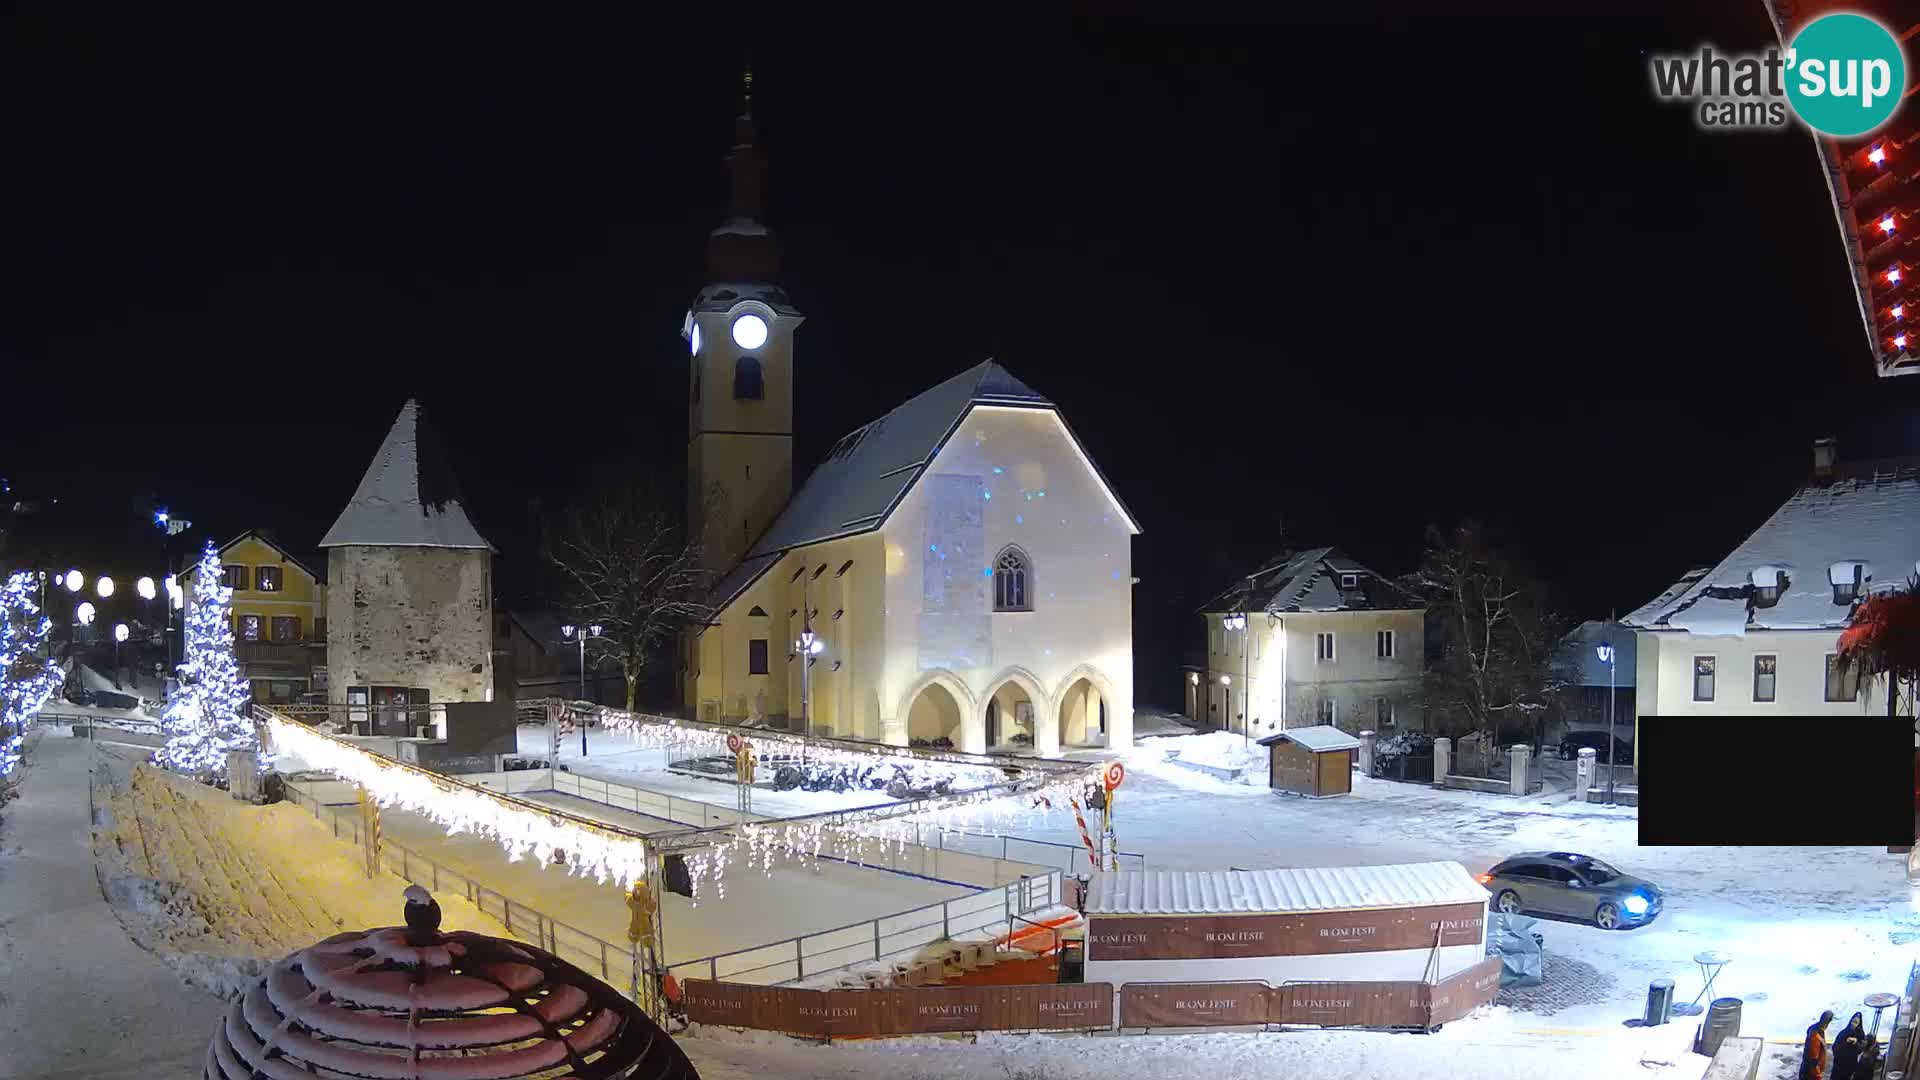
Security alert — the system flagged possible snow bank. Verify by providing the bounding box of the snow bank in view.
[1121,731,1267,790]
[92,754,520,1000]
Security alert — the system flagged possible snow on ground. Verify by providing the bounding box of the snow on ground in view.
[1132,729,1265,779]
[0,729,228,1079]
[277,772,972,969]
[920,746,1915,1042]
[93,744,518,1000]
[676,1008,1713,1080]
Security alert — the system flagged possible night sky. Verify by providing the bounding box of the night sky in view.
[6,7,1920,710]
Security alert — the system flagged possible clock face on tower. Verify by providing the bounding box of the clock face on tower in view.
[689,322,702,356]
[731,313,769,350]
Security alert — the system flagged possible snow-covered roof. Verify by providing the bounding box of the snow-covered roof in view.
[1200,547,1418,615]
[319,400,494,551]
[1256,724,1361,753]
[1623,457,1920,635]
[1085,862,1487,916]
[1553,621,1636,688]
[707,360,1141,609]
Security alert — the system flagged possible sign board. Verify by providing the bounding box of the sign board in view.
[682,980,1113,1037]
[1087,903,1486,962]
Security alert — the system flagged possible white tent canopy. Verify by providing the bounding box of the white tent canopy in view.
[1086,862,1487,916]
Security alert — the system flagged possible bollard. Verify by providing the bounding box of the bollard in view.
[1645,979,1675,1026]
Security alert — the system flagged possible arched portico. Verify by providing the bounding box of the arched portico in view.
[980,666,1053,756]
[892,669,980,752]
[1053,663,1119,750]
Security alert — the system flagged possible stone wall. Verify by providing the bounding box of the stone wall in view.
[326,546,492,706]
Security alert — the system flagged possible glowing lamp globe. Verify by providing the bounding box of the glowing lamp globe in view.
[77,601,96,626]
[137,576,157,600]
[730,312,768,350]
[64,570,83,592]
[204,888,700,1080]
[114,623,129,643]
[97,575,114,598]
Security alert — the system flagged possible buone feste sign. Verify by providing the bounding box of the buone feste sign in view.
[1085,903,1487,962]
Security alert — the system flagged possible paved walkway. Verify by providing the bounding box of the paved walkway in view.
[0,728,224,1079]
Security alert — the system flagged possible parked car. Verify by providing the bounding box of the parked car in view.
[1478,851,1662,930]
[1558,730,1633,762]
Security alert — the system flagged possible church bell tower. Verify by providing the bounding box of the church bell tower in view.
[685,69,803,574]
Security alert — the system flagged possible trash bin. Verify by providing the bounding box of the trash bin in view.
[1644,979,1675,1027]
[1697,997,1742,1058]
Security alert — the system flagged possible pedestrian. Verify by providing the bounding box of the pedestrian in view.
[1800,1010,1834,1080]
[1831,1013,1869,1080]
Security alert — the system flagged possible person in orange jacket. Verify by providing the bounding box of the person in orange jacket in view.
[1801,1010,1834,1080]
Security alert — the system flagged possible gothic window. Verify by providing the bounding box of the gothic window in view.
[733,356,764,400]
[993,545,1032,612]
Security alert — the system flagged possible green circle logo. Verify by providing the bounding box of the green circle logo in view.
[1787,13,1907,137]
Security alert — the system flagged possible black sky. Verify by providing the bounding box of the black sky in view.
[5,6,1920,710]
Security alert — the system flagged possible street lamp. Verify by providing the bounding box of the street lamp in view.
[63,569,83,592]
[560,623,606,756]
[113,623,129,688]
[76,601,95,626]
[96,575,114,599]
[796,628,825,739]
[1595,641,1618,806]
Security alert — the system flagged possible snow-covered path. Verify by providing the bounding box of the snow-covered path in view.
[0,729,225,1079]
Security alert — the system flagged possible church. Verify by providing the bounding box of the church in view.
[680,80,1140,757]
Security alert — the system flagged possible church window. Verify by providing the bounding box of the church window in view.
[733,356,764,400]
[790,566,805,583]
[748,639,769,675]
[812,564,827,580]
[993,545,1032,612]
[748,605,768,617]
[836,560,854,577]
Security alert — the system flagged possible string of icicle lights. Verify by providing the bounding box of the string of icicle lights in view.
[588,706,1103,904]
[266,716,654,890]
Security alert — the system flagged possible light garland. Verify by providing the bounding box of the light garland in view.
[267,716,653,890]
[2,572,64,779]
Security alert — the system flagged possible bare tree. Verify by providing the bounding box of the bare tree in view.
[1405,521,1569,748]
[544,471,718,711]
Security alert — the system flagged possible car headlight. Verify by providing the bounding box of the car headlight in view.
[1622,894,1649,916]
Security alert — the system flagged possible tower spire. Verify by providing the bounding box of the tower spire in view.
[740,66,753,121]
[708,62,777,281]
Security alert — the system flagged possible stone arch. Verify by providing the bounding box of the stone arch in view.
[1053,663,1120,749]
[895,669,978,751]
[979,666,1052,752]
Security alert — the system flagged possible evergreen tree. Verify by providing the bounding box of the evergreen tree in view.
[1,571,64,780]
[159,540,257,777]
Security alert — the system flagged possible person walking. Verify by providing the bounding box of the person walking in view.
[1831,1013,1869,1080]
[1801,1010,1835,1080]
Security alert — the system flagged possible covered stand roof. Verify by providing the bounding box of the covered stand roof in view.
[1200,547,1417,615]
[320,400,493,551]
[1624,457,1920,635]
[1256,724,1362,753]
[1085,862,1487,916]
[707,360,1141,609]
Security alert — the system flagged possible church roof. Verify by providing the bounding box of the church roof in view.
[706,360,1139,610]
[320,399,495,551]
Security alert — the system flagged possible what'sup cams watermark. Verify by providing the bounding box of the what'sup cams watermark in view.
[1649,12,1906,137]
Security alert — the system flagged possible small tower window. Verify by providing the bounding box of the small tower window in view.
[994,545,1032,612]
[733,356,764,400]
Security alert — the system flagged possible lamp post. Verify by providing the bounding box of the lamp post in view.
[1596,640,1618,806]
[796,627,825,740]
[560,623,605,756]
[155,509,190,667]
[113,623,129,688]
[1224,612,1250,745]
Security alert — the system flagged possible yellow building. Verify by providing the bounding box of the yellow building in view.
[178,530,328,704]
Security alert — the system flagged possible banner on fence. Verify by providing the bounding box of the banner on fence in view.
[1087,902,1485,962]
[1115,958,1502,1030]
[683,980,1112,1037]
[1118,981,1269,1028]
[1277,979,1429,1029]
[1426,956,1503,1025]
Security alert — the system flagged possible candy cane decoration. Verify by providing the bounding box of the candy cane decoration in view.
[1069,798,1098,861]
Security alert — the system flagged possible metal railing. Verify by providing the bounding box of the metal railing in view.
[666,870,1060,986]
[278,780,640,1001]
[897,822,1146,875]
[550,770,767,830]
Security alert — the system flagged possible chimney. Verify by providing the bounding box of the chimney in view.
[1812,436,1837,479]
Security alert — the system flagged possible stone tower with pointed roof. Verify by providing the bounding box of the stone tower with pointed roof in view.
[321,400,496,730]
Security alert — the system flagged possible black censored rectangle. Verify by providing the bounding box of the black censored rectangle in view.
[1638,716,1913,847]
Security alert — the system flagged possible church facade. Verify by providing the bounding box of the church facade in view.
[680,82,1139,757]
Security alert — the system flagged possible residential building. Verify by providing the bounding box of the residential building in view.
[1189,547,1425,739]
[1623,440,1919,756]
[320,399,497,738]
[681,91,1140,756]
[495,609,622,706]
[1551,620,1635,745]
[177,530,327,704]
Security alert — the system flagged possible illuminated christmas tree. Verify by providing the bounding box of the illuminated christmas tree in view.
[1,571,64,780]
[158,540,258,777]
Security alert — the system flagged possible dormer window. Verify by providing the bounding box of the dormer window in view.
[1340,573,1358,589]
[1750,565,1787,608]
[1830,561,1866,605]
